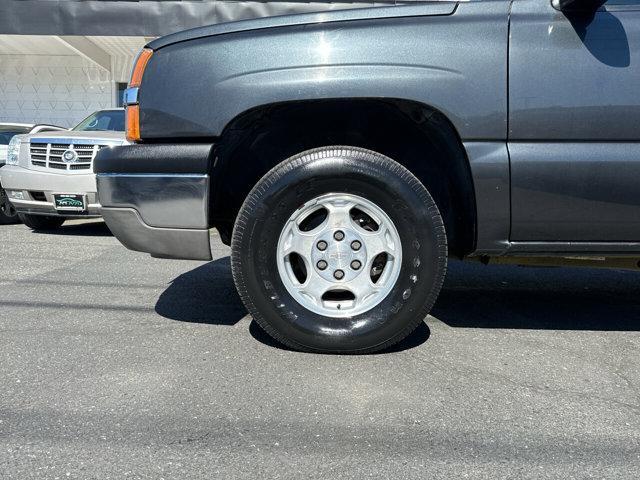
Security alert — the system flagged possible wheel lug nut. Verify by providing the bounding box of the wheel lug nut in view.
[351,260,362,270]
[317,260,328,270]
[317,240,328,251]
[351,240,362,251]
[333,230,345,241]
[334,269,345,280]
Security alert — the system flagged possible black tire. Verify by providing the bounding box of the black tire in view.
[0,188,19,225]
[18,214,65,231]
[231,146,448,353]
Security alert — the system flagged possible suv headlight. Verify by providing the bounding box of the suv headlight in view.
[6,135,22,165]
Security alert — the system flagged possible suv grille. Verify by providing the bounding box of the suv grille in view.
[29,142,108,171]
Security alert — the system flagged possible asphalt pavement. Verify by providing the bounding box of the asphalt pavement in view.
[1,219,639,479]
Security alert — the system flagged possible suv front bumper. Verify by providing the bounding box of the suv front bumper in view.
[94,143,214,260]
[0,165,101,217]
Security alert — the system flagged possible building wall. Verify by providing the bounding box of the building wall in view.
[0,54,115,128]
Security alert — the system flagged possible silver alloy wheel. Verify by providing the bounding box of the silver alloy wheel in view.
[277,192,402,318]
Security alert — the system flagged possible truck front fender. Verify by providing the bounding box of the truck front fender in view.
[139,1,509,141]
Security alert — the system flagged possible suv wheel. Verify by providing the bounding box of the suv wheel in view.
[18,214,65,231]
[0,188,19,224]
[231,147,448,353]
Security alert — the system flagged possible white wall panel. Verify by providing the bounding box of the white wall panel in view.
[0,54,114,128]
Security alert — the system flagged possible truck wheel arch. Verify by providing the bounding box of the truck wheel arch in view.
[209,97,477,257]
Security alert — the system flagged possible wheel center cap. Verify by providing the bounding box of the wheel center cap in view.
[326,243,350,268]
[312,228,367,282]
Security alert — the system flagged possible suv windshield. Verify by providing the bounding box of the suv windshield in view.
[72,110,125,132]
[0,127,31,145]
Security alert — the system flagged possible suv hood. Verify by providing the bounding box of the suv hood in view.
[149,2,457,50]
[25,130,126,144]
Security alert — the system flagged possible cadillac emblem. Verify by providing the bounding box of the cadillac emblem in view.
[62,149,78,163]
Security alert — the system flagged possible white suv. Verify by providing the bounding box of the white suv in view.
[0,123,65,224]
[1,110,127,230]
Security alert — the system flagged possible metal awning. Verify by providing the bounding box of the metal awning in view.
[0,1,401,37]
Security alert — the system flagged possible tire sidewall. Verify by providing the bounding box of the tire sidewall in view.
[0,188,18,224]
[18,214,65,230]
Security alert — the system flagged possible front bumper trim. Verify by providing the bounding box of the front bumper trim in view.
[94,143,214,260]
[101,207,212,260]
[6,196,101,217]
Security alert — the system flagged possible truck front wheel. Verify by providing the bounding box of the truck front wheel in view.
[231,146,448,353]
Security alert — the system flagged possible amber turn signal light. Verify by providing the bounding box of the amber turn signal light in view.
[126,105,140,142]
[126,47,152,142]
[129,48,153,88]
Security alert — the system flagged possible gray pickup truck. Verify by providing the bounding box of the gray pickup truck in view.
[95,0,640,353]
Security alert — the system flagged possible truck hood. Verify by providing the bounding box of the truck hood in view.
[149,2,457,50]
[25,130,126,144]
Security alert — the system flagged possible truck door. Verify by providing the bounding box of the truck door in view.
[508,0,640,242]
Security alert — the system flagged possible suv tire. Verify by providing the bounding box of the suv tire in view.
[231,146,448,353]
[0,188,19,224]
[18,214,65,231]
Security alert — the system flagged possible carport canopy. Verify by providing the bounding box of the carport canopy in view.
[0,1,409,37]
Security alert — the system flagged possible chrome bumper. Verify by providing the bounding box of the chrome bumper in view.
[94,143,214,261]
[97,173,212,260]
[100,207,212,260]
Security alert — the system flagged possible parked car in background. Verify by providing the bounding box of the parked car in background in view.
[0,123,65,224]
[96,0,640,353]
[1,110,126,230]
